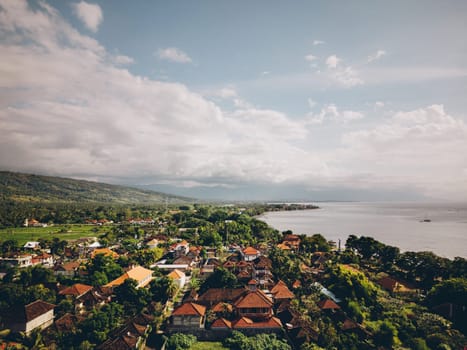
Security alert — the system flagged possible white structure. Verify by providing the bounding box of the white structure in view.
[168,269,186,289]
[0,255,33,268]
[24,241,40,249]
[7,300,55,335]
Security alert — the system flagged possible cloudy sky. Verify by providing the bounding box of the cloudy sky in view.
[1,1,467,201]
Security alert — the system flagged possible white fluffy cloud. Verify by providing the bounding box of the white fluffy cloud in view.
[307,104,364,124]
[367,49,386,63]
[0,0,327,187]
[72,1,102,32]
[313,40,325,45]
[325,55,340,68]
[157,47,192,63]
[339,105,467,200]
[305,54,317,62]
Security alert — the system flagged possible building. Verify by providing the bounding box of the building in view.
[242,246,261,261]
[91,247,119,259]
[171,302,206,329]
[54,261,81,277]
[6,300,55,335]
[59,283,93,298]
[167,269,186,289]
[271,280,295,304]
[104,265,153,289]
[0,255,33,268]
[234,290,273,320]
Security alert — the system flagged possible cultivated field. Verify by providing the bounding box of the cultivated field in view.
[0,224,111,244]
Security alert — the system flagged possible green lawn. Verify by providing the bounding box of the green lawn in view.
[190,342,228,350]
[0,224,110,244]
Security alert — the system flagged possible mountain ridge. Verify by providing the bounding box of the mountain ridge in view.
[0,171,193,204]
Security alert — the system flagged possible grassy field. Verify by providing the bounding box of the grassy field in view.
[190,342,228,350]
[0,225,111,244]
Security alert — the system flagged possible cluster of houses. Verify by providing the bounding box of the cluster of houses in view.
[1,222,452,350]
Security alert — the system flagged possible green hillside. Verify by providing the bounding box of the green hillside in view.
[0,171,192,204]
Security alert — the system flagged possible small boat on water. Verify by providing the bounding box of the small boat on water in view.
[420,219,431,222]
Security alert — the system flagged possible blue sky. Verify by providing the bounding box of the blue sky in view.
[1,0,467,201]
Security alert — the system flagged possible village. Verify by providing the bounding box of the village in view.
[0,205,465,350]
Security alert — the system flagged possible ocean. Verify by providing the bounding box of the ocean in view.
[259,202,467,259]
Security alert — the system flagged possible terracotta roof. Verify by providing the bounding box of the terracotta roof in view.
[61,261,80,271]
[211,317,232,329]
[317,299,340,310]
[248,279,257,285]
[59,283,93,297]
[91,248,119,259]
[243,246,259,255]
[168,269,185,280]
[25,300,55,321]
[233,316,282,329]
[253,256,272,269]
[172,302,206,316]
[237,260,251,267]
[197,288,247,305]
[54,313,85,332]
[212,302,233,313]
[104,266,153,288]
[271,280,295,300]
[292,280,301,288]
[223,261,236,268]
[173,256,194,265]
[342,318,359,330]
[234,290,273,308]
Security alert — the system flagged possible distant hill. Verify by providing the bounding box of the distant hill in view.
[0,171,192,204]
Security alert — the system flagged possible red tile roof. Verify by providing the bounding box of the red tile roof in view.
[317,299,340,310]
[211,317,232,329]
[212,302,233,313]
[271,280,295,300]
[197,288,247,306]
[234,290,273,309]
[59,283,93,297]
[243,246,259,255]
[233,316,282,329]
[172,303,206,316]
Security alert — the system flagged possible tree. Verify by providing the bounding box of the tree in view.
[114,278,151,315]
[199,268,239,293]
[374,321,398,348]
[166,333,197,350]
[150,276,177,303]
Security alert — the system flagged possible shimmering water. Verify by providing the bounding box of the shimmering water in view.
[259,202,467,259]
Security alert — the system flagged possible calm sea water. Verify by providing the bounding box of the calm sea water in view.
[259,202,467,259]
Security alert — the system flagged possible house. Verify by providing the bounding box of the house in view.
[98,312,153,350]
[5,300,55,334]
[317,299,341,312]
[59,283,93,298]
[170,240,190,256]
[232,316,282,331]
[234,290,273,320]
[282,234,301,250]
[242,246,261,261]
[211,317,232,330]
[0,254,32,268]
[104,266,153,289]
[23,241,40,249]
[88,241,102,249]
[24,219,47,228]
[377,276,415,293]
[171,303,206,329]
[146,239,159,249]
[91,248,119,259]
[54,261,81,277]
[54,313,85,333]
[253,256,273,288]
[173,255,198,269]
[271,280,295,303]
[167,269,186,289]
[277,243,292,251]
[75,287,111,312]
[197,288,247,307]
[31,252,54,267]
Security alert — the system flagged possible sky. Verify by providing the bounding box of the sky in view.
[1,0,467,201]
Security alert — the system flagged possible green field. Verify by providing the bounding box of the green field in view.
[0,225,110,244]
[190,342,228,350]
